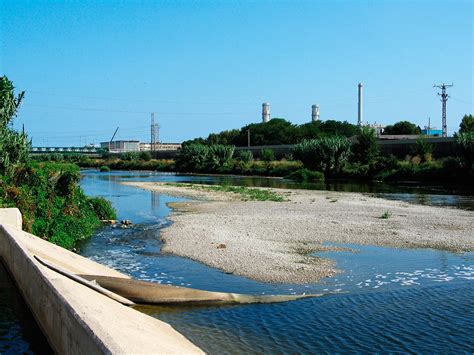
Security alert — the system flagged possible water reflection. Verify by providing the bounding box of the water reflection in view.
[80,169,474,210]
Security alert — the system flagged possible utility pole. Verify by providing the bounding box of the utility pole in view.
[433,83,453,137]
[247,129,251,147]
[427,117,431,137]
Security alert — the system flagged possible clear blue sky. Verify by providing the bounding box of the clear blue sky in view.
[1,0,472,146]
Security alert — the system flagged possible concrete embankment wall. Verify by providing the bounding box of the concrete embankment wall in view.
[0,208,203,354]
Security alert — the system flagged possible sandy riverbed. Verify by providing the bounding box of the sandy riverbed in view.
[123,181,474,284]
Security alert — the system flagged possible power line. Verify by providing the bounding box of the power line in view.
[27,87,429,105]
[450,97,473,105]
[23,103,252,116]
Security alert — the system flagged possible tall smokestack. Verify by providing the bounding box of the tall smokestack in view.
[311,104,320,122]
[357,83,363,127]
[262,103,270,123]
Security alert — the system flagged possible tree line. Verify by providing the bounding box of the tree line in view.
[183,117,474,148]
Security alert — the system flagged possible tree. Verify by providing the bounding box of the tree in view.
[319,120,360,137]
[351,126,379,164]
[459,114,474,134]
[383,121,421,135]
[236,118,299,146]
[0,76,29,175]
[298,121,322,141]
[455,132,474,170]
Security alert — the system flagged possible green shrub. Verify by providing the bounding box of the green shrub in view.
[99,165,111,172]
[412,136,433,162]
[292,136,351,175]
[88,196,116,220]
[139,151,152,161]
[260,149,275,162]
[55,170,81,197]
[49,153,64,162]
[0,162,113,249]
[176,144,210,172]
[286,168,324,182]
[237,150,253,163]
[121,151,140,161]
[208,144,235,168]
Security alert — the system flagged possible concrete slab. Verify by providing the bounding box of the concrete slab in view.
[0,209,204,354]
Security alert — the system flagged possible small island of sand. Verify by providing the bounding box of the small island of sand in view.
[123,181,474,284]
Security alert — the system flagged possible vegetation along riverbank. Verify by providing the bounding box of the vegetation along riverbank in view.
[34,116,474,187]
[0,76,116,249]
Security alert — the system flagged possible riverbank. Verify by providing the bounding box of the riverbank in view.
[123,182,474,283]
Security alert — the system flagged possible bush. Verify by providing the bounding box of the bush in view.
[260,148,275,162]
[49,153,64,162]
[139,151,152,161]
[237,150,253,163]
[175,144,210,172]
[0,162,113,249]
[412,136,433,163]
[88,196,116,220]
[121,151,140,161]
[176,144,235,172]
[55,170,81,197]
[292,136,351,175]
[99,165,111,172]
[286,168,324,182]
[208,145,235,169]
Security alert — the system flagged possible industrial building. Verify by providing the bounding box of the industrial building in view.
[421,127,442,136]
[100,140,140,153]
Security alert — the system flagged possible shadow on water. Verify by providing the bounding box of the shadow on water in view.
[79,170,474,353]
[0,262,53,354]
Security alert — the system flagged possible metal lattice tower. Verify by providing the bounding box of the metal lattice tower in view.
[150,112,160,152]
[433,83,453,137]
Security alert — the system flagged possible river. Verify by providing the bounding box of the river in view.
[76,170,473,353]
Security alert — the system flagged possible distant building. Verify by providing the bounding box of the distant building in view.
[368,122,385,137]
[100,140,140,153]
[421,127,442,136]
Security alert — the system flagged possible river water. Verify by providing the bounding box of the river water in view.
[77,170,473,353]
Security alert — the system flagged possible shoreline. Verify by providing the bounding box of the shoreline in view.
[123,181,474,284]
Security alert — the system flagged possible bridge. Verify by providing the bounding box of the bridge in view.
[30,146,100,154]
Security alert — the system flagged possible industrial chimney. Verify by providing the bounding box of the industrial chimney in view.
[311,104,320,122]
[357,83,363,127]
[262,103,270,123]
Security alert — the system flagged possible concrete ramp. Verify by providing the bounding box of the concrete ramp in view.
[0,208,203,354]
[80,274,326,305]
